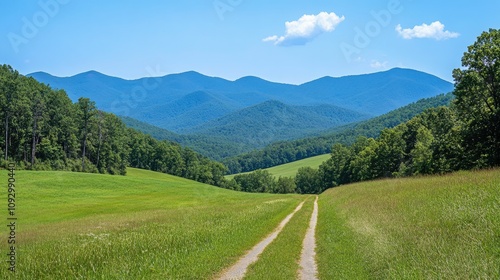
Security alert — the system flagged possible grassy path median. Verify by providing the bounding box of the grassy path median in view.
[243,196,315,280]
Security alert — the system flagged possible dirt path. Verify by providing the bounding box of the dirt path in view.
[217,201,305,280]
[298,196,319,280]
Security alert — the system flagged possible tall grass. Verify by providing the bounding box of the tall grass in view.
[244,196,315,280]
[317,169,500,279]
[0,168,303,279]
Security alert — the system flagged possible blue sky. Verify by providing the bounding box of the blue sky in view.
[1,0,499,84]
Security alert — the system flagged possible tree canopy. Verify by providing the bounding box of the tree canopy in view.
[453,28,500,167]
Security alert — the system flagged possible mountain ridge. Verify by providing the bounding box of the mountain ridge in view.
[29,68,454,145]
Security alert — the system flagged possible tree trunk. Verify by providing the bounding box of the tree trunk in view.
[4,115,8,161]
[494,114,500,165]
[63,141,67,158]
[31,117,37,167]
[96,114,102,171]
[82,133,86,171]
[24,142,28,162]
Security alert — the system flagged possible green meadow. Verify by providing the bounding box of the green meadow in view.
[317,169,500,279]
[226,154,330,180]
[0,168,302,279]
[2,167,499,279]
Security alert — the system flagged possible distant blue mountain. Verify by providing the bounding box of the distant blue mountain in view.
[298,68,453,115]
[29,68,453,134]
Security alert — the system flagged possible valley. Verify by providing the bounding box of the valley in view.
[29,68,453,158]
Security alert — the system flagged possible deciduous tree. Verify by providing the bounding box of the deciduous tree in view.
[453,28,500,166]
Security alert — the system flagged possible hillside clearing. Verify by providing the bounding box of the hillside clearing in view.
[317,169,500,279]
[226,154,330,180]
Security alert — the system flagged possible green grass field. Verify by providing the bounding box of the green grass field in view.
[244,195,315,280]
[226,154,330,180]
[317,169,500,279]
[2,167,499,279]
[0,168,303,279]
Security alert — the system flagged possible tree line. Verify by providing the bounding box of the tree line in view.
[0,65,226,186]
[222,29,500,194]
[222,106,463,194]
[224,168,324,194]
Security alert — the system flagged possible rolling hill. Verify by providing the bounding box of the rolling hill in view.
[6,168,302,279]
[120,116,251,160]
[29,68,453,134]
[138,90,236,131]
[317,168,500,279]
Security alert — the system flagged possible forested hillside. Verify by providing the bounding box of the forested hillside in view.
[0,65,226,186]
[224,93,454,174]
[120,116,249,160]
[122,93,451,163]
[186,100,369,148]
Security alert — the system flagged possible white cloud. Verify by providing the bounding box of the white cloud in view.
[370,60,388,69]
[396,21,459,40]
[263,12,345,46]
[262,35,279,42]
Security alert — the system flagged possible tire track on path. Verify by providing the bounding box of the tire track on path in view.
[298,195,319,280]
[217,200,305,280]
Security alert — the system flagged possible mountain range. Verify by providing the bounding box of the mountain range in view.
[29,68,453,154]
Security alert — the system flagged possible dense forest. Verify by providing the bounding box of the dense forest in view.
[0,65,226,186]
[223,29,500,194]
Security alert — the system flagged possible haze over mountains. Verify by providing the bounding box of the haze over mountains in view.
[29,68,453,150]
